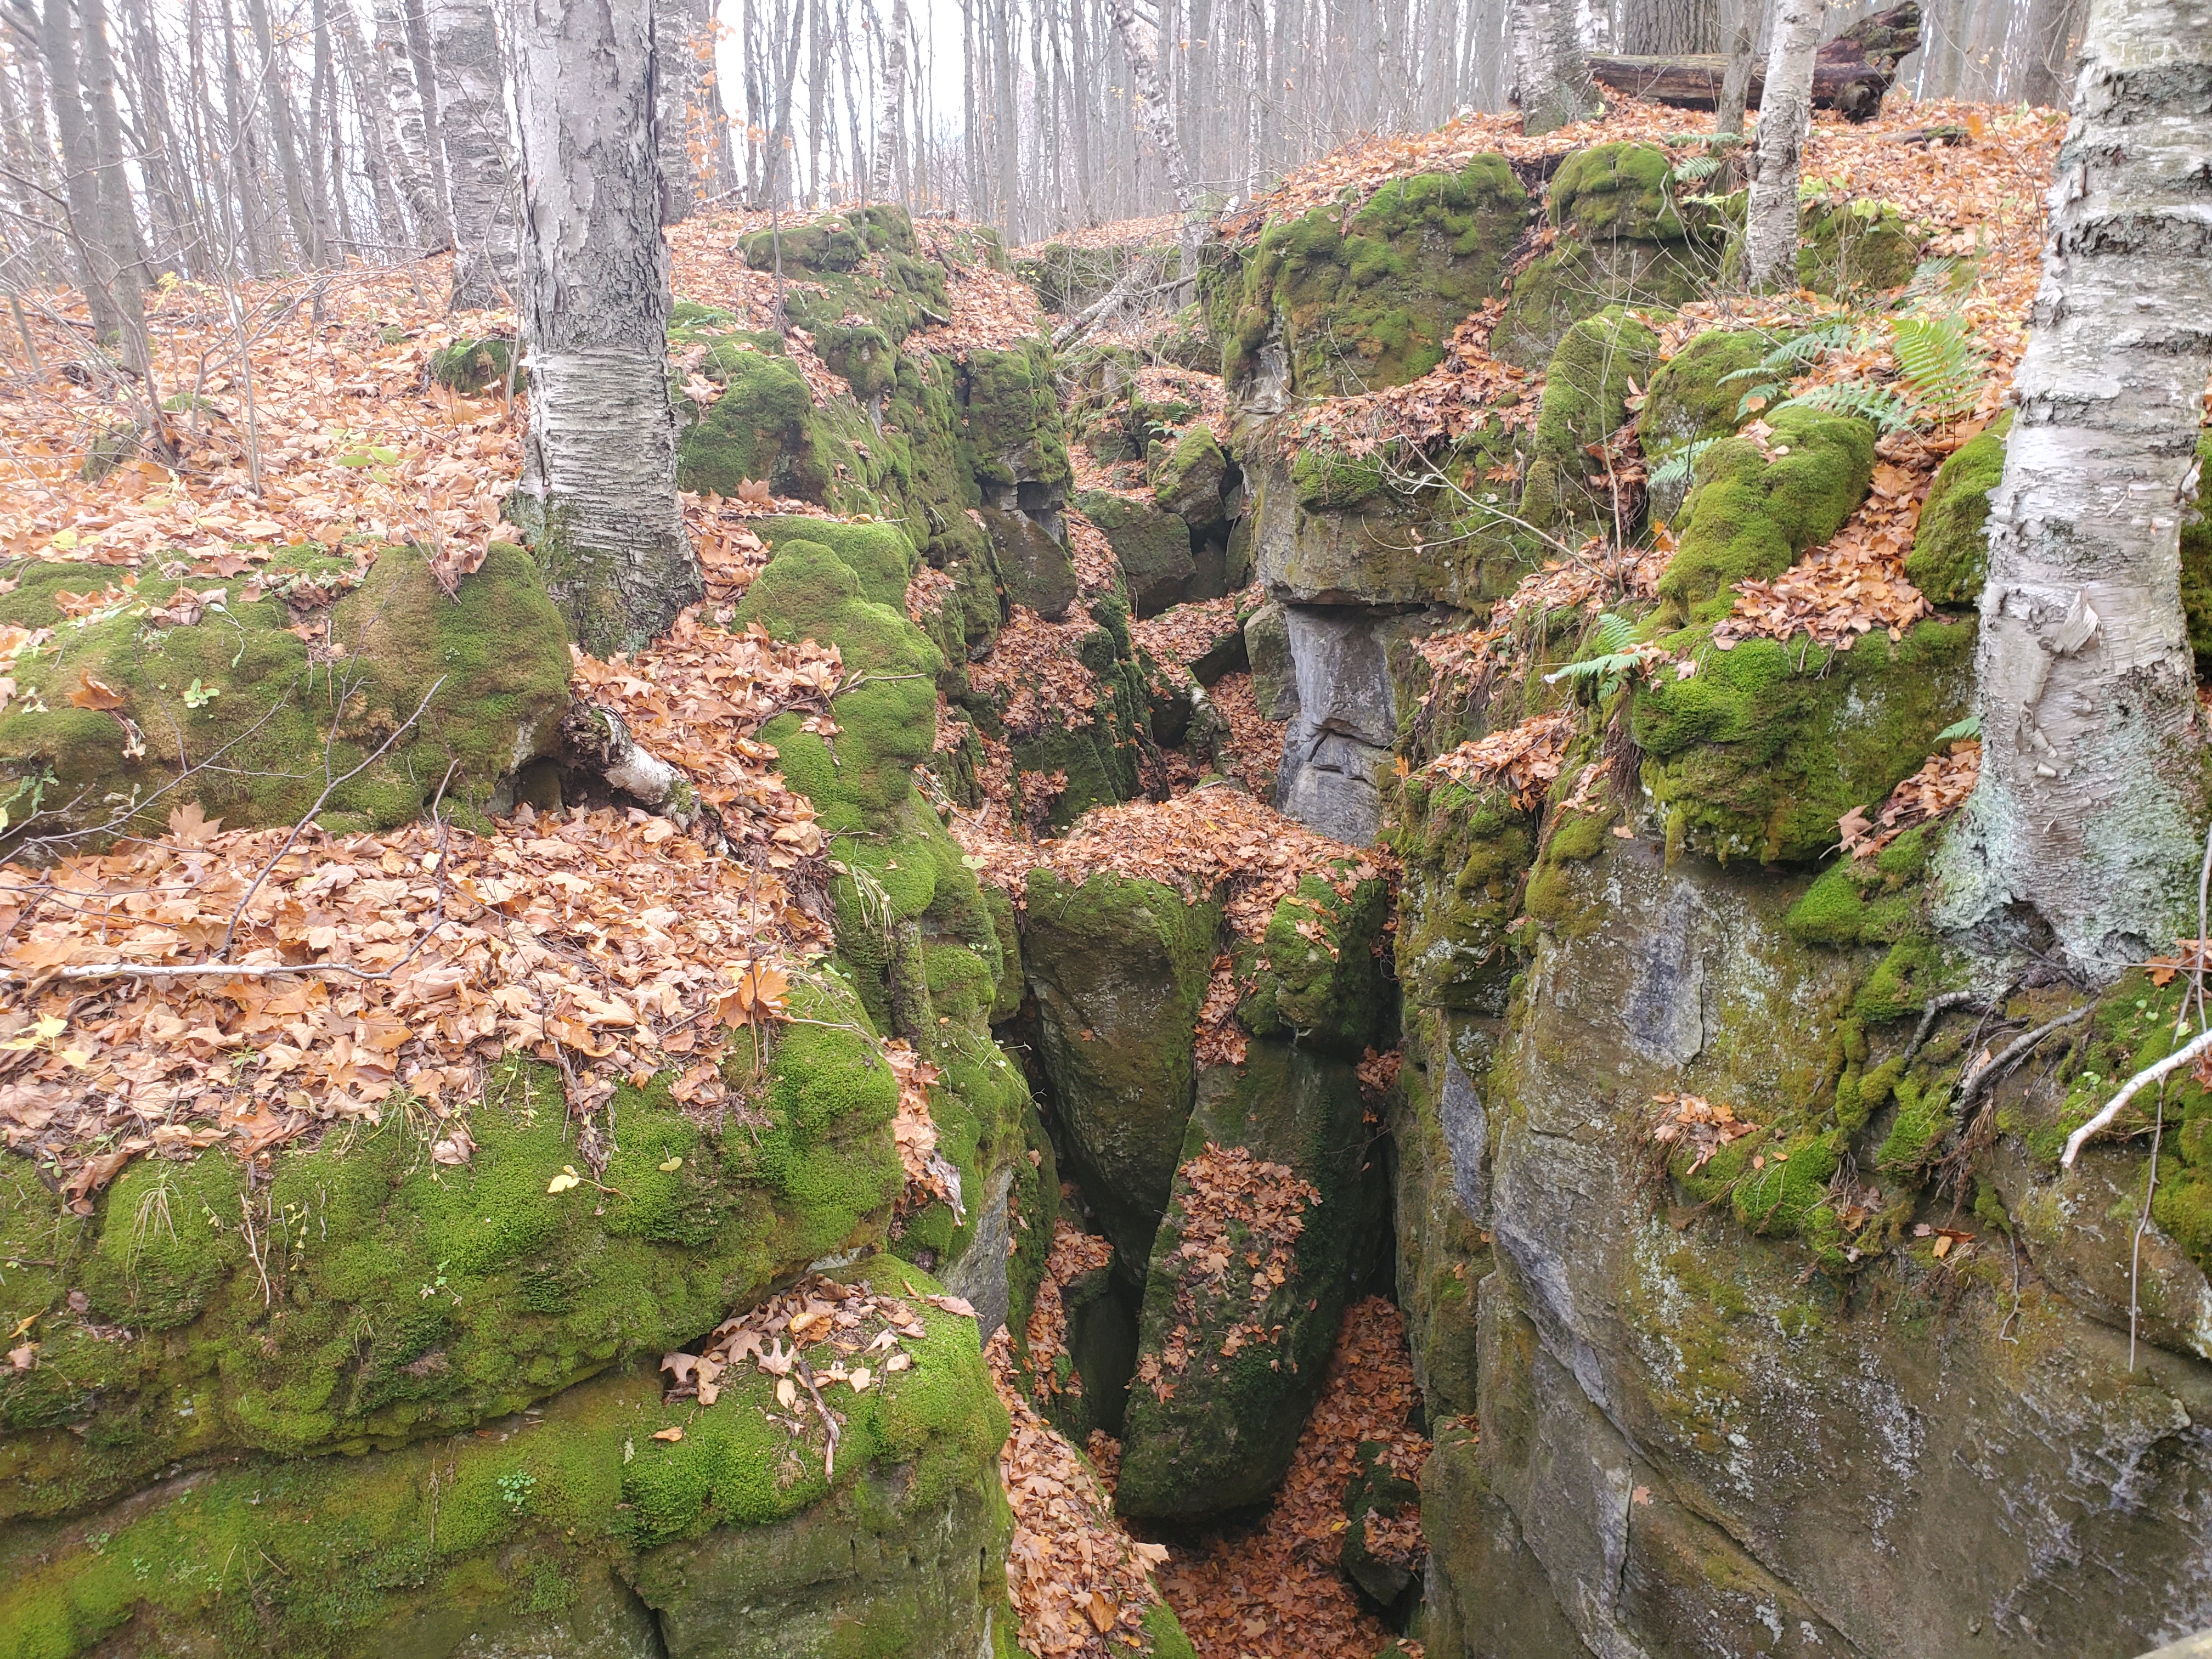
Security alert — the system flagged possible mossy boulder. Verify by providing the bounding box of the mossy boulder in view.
[1905,411,2012,605]
[963,340,1071,497]
[1022,870,1221,1280]
[1153,426,1230,528]
[0,1255,1010,1659]
[981,505,1078,620]
[0,977,904,1522]
[677,349,840,502]
[1078,490,1199,617]
[1235,866,1393,1052]
[748,515,917,610]
[1657,408,1877,620]
[1798,200,1922,296]
[1781,823,1933,947]
[1638,329,1768,524]
[1633,617,1975,864]
[731,527,1033,1313]
[1207,157,1528,399]
[1491,145,1718,371]
[1114,1040,1387,1519]
[1521,309,1661,530]
[428,334,515,394]
[0,544,571,851]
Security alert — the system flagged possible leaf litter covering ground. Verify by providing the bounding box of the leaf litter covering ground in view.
[1129,589,1256,679]
[1413,543,1668,708]
[1839,738,1979,859]
[1420,712,1573,810]
[0,599,865,1203]
[1024,1220,1118,1404]
[1136,1145,1319,1402]
[1145,1297,1431,1659]
[0,262,519,567]
[991,1324,1180,1656]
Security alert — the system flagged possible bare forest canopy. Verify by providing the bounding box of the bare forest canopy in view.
[0,0,2089,294]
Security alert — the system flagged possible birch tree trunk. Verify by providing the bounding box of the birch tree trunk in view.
[870,0,910,202]
[333,0,408,250]
[425,0,513,308]
[370,0,451,248]
[1934,0,2212,980]
[514,0,699,657]
[1510,0,1603,135]
[655,0,702,223]
[242,0,323,265]
[40,0,124,340]
[1742,0,1822,288]
[1102,0,1200,276]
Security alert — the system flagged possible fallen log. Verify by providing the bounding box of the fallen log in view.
[1590,2,1920,123]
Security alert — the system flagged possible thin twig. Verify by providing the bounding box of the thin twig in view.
[1956,1003,2092,1109]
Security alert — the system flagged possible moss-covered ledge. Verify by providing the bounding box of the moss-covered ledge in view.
[0,976,901,1523]
[0,1255,1009,1659]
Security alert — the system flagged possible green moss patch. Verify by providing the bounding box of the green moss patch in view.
[1204,157,1527,399]
[1906,412,2011,605]
[1634,617,1974,864]
[0,1256,1006,1659]
[1657,408,1877,619]
[0,544,569,849]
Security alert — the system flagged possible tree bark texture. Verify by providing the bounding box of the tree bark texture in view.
[425,0,514,308]
[1511,0,1604,135]
[655,0,704,222]
[1717,0,1761,132]
[40,0,124,340]
[1743,0,1823,287]
[515,0,699,657]
[1934,0,2212,979]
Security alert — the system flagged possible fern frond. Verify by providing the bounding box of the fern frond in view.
[1891,315,1985,423]
[1719,321,1856,386]
[1671,156,1723,182]
[1647,436,1719,494]
[1771,380,1916,432]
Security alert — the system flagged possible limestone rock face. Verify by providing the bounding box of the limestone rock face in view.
[1411,839,2212,1658]
[1270,606,1434,845]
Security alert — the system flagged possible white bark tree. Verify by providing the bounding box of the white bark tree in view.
[370,0,452,249]
[1101,0,1200,276]
[1743,0,1824,287]
[1934,0,2212,980]
[424,0,514,308]
[514,0,700,657]
[1509,0,1602,137]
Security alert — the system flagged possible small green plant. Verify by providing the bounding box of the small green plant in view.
[1646,436,1720,498]
[181,678,220,709]
[1544,612,1661,703]
[497,1469,537,1513]
[1721,322,1857,419]
[1935,714,1980,742]
[1888,314,1985,425]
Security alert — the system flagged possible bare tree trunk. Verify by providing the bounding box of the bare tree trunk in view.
[425,0,512,307]
[514,0,699,656]
[40,0,125,339]
[656,0,701,222]
[1742,0,1821,287]
[1717,0,1761,132]
[371,0,450,247]
[1102,0,1199,273]
[1510,0,1603,134]
[1935,0,2212,980]
[333,0,408,250]
[2017,0,2086,107]
[242,0,323,264]
[78,0,150,363]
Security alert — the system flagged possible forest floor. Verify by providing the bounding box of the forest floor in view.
[0,91,2072,1659]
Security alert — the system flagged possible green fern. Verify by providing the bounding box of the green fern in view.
[1935,714,1980,742]
[1719,322,1857,387]
[1903,255,1979,309]
[1771,379,1916,432]
[1647,436,1719,495]
[1891,314,1985,424]
[1671,155,1724,182]
[1544,613,1654,703]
